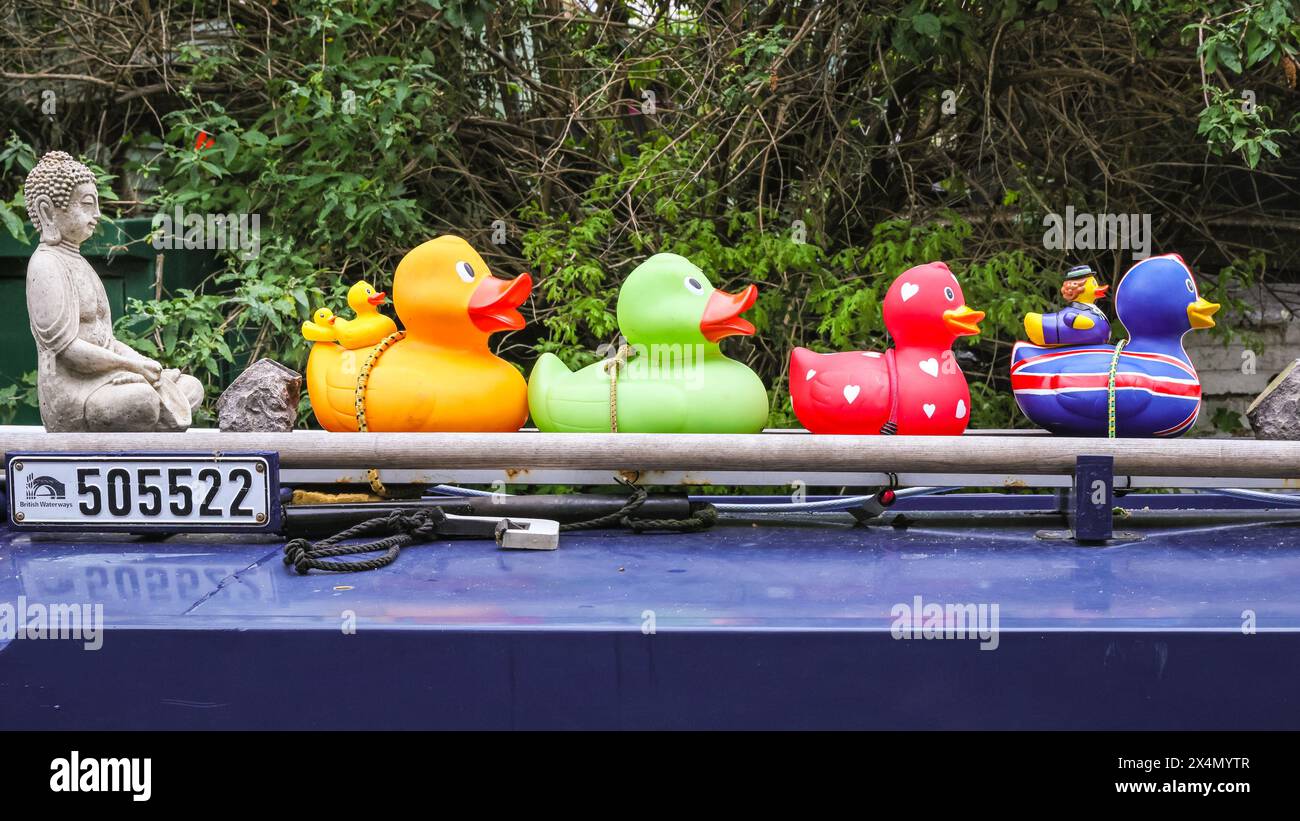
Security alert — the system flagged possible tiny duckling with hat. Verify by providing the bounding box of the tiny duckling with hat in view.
[1023,264,1111,347]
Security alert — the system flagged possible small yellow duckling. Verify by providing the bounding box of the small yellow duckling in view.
[330,281,399,350]
[301,308,338,342]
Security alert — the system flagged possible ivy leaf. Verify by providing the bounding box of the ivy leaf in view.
[1217,41,1243,73]
[912,13,942,39]
[0,202,27,242]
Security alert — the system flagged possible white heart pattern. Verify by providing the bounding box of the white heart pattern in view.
[956,399,966,419]
[900,282,920,302]
[806,369,816,381]
[843,385,861,404]
[919,358,939,378]
[922,403,936,418]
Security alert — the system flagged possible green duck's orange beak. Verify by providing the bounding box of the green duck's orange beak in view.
[469,273,533,332]
[700,284,758,342]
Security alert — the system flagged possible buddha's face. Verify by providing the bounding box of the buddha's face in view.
[44,182,100,245]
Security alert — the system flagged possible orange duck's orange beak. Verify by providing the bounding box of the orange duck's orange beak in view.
[468,273,533,333]
[700,284,758,342]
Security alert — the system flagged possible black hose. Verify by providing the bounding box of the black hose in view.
[281,493,698,538]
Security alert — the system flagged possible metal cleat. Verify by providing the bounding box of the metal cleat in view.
[440,512,560,550]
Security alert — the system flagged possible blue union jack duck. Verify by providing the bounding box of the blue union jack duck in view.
[1011,254,1219,437]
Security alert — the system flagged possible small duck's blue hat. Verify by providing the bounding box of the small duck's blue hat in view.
[1063,264,1095,280]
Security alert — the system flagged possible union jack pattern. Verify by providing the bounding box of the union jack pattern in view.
[1010,343,1202,437]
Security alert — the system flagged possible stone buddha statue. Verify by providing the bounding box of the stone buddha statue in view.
[24,151,203,431]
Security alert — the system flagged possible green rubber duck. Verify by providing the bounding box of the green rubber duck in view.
[528,253,770,433]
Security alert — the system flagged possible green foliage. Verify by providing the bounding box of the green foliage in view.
[1211,405,1248,434]
[54,18,448,423]
[0,135,37,242]
[1197,87,1286,167]
[0,371,38,425]
[0,0,1293,432]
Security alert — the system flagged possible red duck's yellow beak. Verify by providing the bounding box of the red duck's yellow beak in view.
[367,291,387,306]
[942,304,984,336]
[468,273,533,332]
[700,284,758,342]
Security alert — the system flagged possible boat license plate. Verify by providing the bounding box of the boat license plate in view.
[6,452,280,533]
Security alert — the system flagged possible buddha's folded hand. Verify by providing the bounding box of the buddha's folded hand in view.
[132,357,162,384]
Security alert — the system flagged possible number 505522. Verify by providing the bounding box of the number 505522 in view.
[76,467,257,518]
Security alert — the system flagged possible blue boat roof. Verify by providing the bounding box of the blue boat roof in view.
[4,492,1298,633]
[4,491,1299,729]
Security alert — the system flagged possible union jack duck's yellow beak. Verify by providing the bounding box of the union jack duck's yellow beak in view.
[1187,297,1220,329]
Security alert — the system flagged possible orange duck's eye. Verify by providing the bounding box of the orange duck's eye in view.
[456,261,476,283]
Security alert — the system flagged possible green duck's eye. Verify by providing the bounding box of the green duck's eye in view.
[456,261,476,283]
[684,276,704,295]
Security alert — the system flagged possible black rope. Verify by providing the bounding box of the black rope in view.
[559,477,718,533]
[282,508,446,574]
[282,478,717,574]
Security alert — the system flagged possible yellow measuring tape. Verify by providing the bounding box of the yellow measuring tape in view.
[354,330,406,496]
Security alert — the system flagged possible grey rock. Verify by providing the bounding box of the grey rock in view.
[1246,359,1300,440]
[217,359,302,432]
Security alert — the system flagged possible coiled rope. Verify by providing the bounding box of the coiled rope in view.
[283,507,445,574]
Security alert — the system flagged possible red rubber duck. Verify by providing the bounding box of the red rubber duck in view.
[790,262,984,434]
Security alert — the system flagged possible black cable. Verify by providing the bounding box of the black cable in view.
[282,479,717,574]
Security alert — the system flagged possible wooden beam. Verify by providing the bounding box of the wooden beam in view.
[1,430,1298,479]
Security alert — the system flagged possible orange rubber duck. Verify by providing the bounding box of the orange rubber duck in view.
[305,235,533,431]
